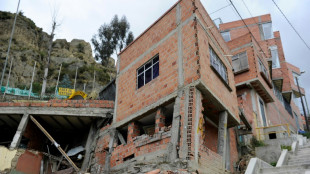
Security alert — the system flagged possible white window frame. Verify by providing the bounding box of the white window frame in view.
[221,31,231,42]
[209,46,228,83]
[269,45,280,69]
[137,55,159,89]
[262,22,274,40]
[257,95,268,127]
[232,51,249,73]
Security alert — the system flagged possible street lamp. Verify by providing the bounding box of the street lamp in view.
[295,71,309,131]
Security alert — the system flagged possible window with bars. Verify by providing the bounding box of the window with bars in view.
[232,51,249,73]
[262,22,274,40]
[137,55,159,89]
[221,31,231,42]
[209,46,228,83]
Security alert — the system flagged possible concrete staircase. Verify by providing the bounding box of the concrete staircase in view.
[259,142,310,174]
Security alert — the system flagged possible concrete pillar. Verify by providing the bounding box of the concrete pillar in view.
[194,89,202,162]
[170,93,182,161]
[155,108,165,133]
[10,113,29,150]
[81,122,97,171]
[127,121,140,143]
[217,111,228,169]
[104,129,117,173]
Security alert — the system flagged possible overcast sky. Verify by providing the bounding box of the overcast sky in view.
[1,0,310,113]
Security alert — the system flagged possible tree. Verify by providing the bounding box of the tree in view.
[41,11,60,98]
[91,15,134,65]
[59,74,72,88]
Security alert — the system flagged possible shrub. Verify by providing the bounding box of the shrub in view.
[280,145,291,151]
[270,162,277,167]
[250,136,265,147]
[301,132,310,139]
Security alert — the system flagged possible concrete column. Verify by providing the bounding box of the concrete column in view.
[10,113,29,149]
[81,122,97,171]
[127,121,140,143]
[217,111,228,169]
[104,129,117,173]
[170,93,182,161]
[194,89,201,162]
[155,108,165,133]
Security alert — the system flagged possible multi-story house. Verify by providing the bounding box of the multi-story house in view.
[94,0,241,173]
[219,14,305,142]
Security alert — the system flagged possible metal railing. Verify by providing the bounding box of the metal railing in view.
[256,123,291,140]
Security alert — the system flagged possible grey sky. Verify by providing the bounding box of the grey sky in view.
[1,0,310,113]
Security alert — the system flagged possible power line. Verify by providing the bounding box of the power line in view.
[272,0,310,51]
[228,0,268,58]
[210,3,231,15]
[241,0,253,17]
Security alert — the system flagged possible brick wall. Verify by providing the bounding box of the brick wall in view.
[0,99,114,108]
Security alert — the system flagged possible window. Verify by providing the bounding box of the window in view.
[209,46,228,83]
[232,51,248,73]
[262,22,273,40]
[294,112,300,130]
[293,72,299,85]
[273,83,284,105]
[221,31,231,42]
[137,55,159,89]
[259,98,267,127]
[270,46,280,68]
[258,58,269,80]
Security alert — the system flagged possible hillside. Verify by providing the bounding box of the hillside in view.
[0,11,116,95]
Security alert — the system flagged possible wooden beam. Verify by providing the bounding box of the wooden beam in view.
[117,131,126,145]
[49,116,63,128]
[30,115,80,172]
[77,117,86,127]
[8,115,19,125]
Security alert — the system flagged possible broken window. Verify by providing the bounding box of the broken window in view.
[270,45,280,68]
[232,51,248,73]
[209,46,228,83]
[137,55,159,89]
[262,22,273,40]
[221,31,231,42]
[269,132,277,139]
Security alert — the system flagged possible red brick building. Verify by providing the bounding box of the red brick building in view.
[94,0,240,173]
[219,14,305,141]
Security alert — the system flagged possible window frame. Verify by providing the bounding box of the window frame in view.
[261,22,274,40]
[209,46,228,85]
[232,51,249,74]
[136,54,159,89]
[258,96,268,127]
[221,31,231,42]
[269,46,280,69]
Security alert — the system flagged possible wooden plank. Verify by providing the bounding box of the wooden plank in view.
[30,115,80,172]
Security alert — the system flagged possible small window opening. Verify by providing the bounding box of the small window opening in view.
[123,154,135,161]
[269,132,277,139]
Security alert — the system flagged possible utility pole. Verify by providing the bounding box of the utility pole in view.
[92,70,96,91]
[55,64,62,96]
[295,76,309,131]
[3,57,14,98]
[28,61,36,99]
[304,96,310,119]
[0,0,21,90]
[73,66,78,90]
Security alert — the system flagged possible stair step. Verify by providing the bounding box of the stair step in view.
[260,164,310,174]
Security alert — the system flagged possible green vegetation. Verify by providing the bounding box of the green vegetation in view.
[300,132,310,139]
[32,82,42,93]
[77,43,84,53]
[270,162,277,167]
[280,145,292,151]
[250,137,265,147]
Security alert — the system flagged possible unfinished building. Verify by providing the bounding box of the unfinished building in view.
[219,14,305,142]
[94,0,240,173]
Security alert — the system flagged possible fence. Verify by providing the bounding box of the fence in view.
[256,123,291,140]
[1,86,68,100]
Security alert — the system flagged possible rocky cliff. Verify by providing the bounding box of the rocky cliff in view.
[0,11,116,94]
